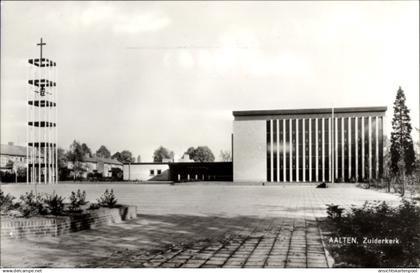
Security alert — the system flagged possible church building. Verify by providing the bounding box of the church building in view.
[232,107,386,183]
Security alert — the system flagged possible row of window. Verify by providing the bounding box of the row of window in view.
[267,116,384,182]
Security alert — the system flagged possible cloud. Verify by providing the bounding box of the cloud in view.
[177,50,195,69]
[80,4,115,26]
[79,3,170,33]
[160,29,310,77]
[113,12,171,34]
[164,46,310,78]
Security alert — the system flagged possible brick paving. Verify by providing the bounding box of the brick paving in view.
[1,183,400,268]
[97,217,328,268]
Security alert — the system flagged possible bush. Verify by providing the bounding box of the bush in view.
[97,189,118,208]
[0,171,16,183]
[17,191,46,217]
[88,203,100,210]
[325,200,420,267]
[111,168,123,180]
[326,204,344,219]
[68,189,87,211]
[87,172,103,181]
[43,192,65,215]
[59,166,72,181]
[0,168,27,183]
[0,190,16,214]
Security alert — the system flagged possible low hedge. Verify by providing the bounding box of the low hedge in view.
[322,200,420,267]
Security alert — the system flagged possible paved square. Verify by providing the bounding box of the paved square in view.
[0,183,400,267]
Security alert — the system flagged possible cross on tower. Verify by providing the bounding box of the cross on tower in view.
[36,38,47,96]
[37,38,46,60]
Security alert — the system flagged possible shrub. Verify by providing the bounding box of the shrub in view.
[87,172,103,181]
[97,189,118,208]
[88,203,100,210]
[325,200,420,267]
[111,168,123,181]
[0,171,16,183]
[326,204,344,219]
[0,190,16,214]
[59,166,72,181]
[68,189,87,211]
[43,192,65,215]
[17,191,46,217]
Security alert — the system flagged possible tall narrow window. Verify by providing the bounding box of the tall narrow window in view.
[378,116,384,178]
[337,118,342,181]
[279,120,284,182]
[343,117,349,181]
[324,118,330,181]
[358,117,363,180]
[273,120,278,182]
[292,119,297,181]
[285,119,290,182]
[371,116,377,179]
[305,119,310,181]
[364,117,370,180]
[311,119,317,180]
[351,117,356,180]
[266,120,271,182]
[298,119,303,181]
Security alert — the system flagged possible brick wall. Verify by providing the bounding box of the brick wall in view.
[1,205,137,239]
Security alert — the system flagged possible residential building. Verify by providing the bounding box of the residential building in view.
[0,143,31,171]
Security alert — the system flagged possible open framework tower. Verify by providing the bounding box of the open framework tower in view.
[27,38,58,184]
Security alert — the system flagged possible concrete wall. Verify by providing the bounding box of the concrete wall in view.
[1,206,137,240]
[123,163,170,181]
[233,120,266,182]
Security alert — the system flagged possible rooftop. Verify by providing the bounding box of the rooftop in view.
[83,156,123,165]
[1,144,27,157]
[233,106,387,117]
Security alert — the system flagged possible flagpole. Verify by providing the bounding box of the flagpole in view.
[331,106,334,183]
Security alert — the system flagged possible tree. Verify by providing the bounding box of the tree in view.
[57,148,68,169]
[57,147,70,181]
[185,146,215,162]
[186,147,195,157]
[5,160,14,169]
[96,145,111,158]
[415,128,420,180]
[5,160,15,183]
[390,87,416,178]
[112,150,134,163]
[120,150,134,163]
[219,150,232,162]
[111,152,121,161]
[16,166,27,182]
[153,146,174,162]
[81,143,92,157]
[66,140,85,180]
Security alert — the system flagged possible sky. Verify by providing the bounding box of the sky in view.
[1,1,419,162]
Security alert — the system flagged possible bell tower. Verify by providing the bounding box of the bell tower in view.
[27,38,58,184]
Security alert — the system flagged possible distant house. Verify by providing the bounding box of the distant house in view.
[0,142,31,171]
[67,156,123,178]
